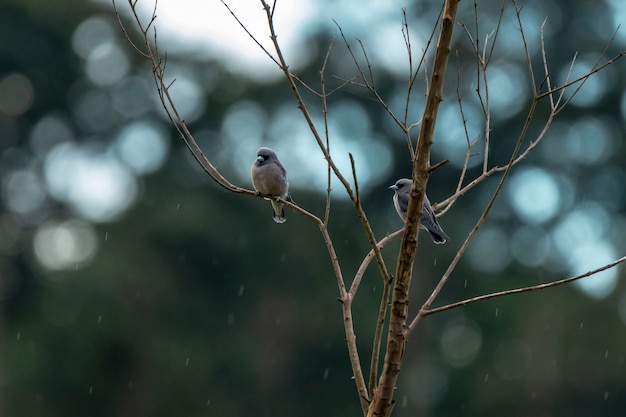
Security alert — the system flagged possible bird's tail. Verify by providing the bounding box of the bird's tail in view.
[427,227,449,244]
[271,200,286,223]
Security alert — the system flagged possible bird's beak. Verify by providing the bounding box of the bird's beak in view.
[257,156,265,162]
[389,185,398,190]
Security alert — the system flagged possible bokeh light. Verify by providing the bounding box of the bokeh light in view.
[156,65,206,123]
[508,167,561,224]
[3,169,47,216]
[552,203,611,256]
[510,224,551,267]
[487,63,529,120]
[440,317,482,367]
[85,41,130,86]
[221,99,268,158]
[72,15,118,60]
[540,119,620,167]
[33,219,98,272]
[0,73,35,117]
[552,203,618,299]
[466,225,512,273]
[569,242,619,299]
[114,121,169,174]
[111,75,154,119]
[606,0,626,43]
[564,116,619,165]
[44,142,138,223]
[29,114,76,157]
[558,55,614,108]
[71,88,117,133]
[434,101,484,169]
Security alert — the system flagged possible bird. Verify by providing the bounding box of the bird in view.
[251,147,293,223]
[389,178,449,244]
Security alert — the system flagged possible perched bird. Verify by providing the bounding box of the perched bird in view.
[251,147,293,223]
[389,178,449,244]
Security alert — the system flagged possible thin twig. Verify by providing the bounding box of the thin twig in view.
[219,0,280,66]
[484,1,506,66]
[349,153,360,208]
[553,26,623,113]
[320,39,334,226]
[349,230,403,396]
[423,255,626,316]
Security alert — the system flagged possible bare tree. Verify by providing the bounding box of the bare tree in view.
[113,0,626,415]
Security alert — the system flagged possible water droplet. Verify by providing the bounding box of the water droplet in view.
[580,322,584,329]
[401,395,408,408]
[206,398,211,406]
[484,373,489,382]
[227,313,234,325]
[238,285,245,296]
[97,315,102,323]
[104,231,109,242]
[604,391,609,400]
[604,350,609,359]
[177,203,180,210]
[185,357,190,366]
[464,279,467,288]
[16,332,20,341]
[89,386,93,394]
[323,368,329,380]
[495,308,499,317]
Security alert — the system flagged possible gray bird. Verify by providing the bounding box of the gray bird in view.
[389,178,449,244]
[251,147,293,223]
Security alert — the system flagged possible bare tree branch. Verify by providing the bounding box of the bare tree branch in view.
[320,39,334,227]
[219,0,281,67]
[368,2,461,416]
[349,230,402,395]
[422,255,626,316]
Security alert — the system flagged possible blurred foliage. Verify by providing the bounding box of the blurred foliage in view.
[1,0,625,416]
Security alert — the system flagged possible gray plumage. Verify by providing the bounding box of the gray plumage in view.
[251,147,292,223]
[389,178,449,244]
